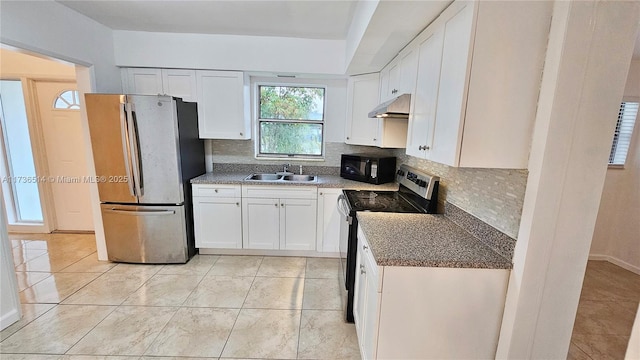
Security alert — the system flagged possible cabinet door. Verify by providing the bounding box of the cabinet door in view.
[193,197,242,249]
[353,240,366,337]
[345,74,380,146]
[406,29,445,158]
[386,61,401,100]
[124,68,163,95]
[399,49,419,95]
[280,198,317,251]
[162,69,197,102]
[430,4,474,166]
[362,248,381,360]
[242,198,280,249]
[196,70,250,139]
[316,189,342,253]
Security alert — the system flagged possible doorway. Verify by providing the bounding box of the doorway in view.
[33,81,93,231]
[0,80,45,229]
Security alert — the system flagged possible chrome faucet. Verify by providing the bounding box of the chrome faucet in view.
[283,163,291,173]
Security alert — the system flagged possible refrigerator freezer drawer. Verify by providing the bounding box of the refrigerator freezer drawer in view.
[101,204,188,264]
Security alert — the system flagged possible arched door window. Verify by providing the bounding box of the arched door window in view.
[54,90,80,110]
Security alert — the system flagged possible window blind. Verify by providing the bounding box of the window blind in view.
[609,101,638,165]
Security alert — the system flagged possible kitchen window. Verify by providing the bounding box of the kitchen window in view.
[256,84,325,159]
[608,100,638,167]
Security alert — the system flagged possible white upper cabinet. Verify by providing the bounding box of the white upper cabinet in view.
[161,69,197,102]
[406,29,445,159]
[122,68,197,102]
[122,68,163,95]
[379,48,419,103]
[406,0,552,168]
[196,70,250,140]
[345,73,408,148]
[345,73,381,147]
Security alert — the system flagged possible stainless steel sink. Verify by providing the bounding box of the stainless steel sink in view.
[244,173,317,182]
[282,174,317,182]
[245,174,283,181]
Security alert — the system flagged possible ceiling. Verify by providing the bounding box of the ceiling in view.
[56,0,358,40]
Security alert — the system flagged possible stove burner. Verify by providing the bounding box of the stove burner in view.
[344,190,423,213]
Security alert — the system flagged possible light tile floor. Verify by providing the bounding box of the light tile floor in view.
[2,233,360,359]
[568,260,640,360]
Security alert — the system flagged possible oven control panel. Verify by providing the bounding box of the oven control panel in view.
[396,165,439,200]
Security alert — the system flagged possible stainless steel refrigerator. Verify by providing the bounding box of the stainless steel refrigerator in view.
[85,94,204,264]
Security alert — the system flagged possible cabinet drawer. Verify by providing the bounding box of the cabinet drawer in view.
[242,185,318,200]
[193,184,241,198]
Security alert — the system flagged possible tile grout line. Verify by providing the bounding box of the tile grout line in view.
[218,256,264,358]
[296,260,309,360]
[60,303,120,356]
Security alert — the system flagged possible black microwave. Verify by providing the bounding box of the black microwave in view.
[340,154,397,185]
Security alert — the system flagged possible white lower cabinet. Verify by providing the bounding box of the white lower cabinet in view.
[193,184,242,249]
[316,188,342,253]
[242,186,317,251]
[242,198,281,250]
[354,225,510,359]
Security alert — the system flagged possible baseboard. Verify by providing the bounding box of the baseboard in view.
[0,308,21,331]
[199,248,340,258]
[589,253,640,275]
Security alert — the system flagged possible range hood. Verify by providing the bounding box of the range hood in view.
[368,93,411,118]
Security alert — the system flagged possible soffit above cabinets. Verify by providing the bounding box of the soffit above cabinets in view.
[56,0,454,75]
[56,0,358,40]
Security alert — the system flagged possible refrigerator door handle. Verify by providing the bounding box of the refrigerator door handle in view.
[105,208,176,216]
[126,103,144,197]
[120,102,136,197]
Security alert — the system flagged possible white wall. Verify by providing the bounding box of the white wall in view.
[113,31,345,75]
[0,192,21,330]
[497,1,640,358]
[0,1,120,92]
[590,59,640,273]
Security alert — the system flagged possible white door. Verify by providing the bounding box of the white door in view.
[35,81,93,231]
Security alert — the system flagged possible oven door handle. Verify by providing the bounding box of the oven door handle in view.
[337,195,352,224]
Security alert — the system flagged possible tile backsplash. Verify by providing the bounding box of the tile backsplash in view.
[207,139,527,239]
[208,140,396,167]
[395,151,527,239]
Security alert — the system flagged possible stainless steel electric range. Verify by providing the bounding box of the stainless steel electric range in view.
[337,164,440,322]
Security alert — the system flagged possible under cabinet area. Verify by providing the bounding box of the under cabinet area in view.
[242,186,317,251]
[354,225,510,359]
[405,1,552,168]
[192,184,242,249]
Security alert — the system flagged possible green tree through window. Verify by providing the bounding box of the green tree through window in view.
[258,85,325,157]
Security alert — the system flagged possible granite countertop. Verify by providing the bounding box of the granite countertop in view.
[190,172,399,190]
[356,212,512,269]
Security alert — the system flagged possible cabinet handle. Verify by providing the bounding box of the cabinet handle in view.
[275,203,278,207]
[240,132,243,136]
[373,138,377,141]
[214,189,218,193]
[360,264,366,274]
[281,203,285,207]
[319,192,323,195]
[363,244,368,250]
[346,137,350,140]
[236,202,239,206]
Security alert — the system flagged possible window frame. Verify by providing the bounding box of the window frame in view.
[254,81,327,160]
[608,97,639,169]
